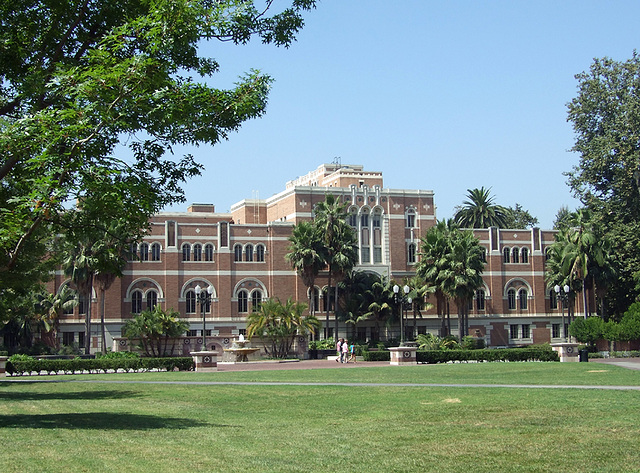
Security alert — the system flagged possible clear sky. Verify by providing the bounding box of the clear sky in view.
[164,0,640,229]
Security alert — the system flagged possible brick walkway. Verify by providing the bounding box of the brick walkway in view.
[217,359,389,371]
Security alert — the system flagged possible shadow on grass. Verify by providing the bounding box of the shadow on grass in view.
[0,388,142,402]
[0,412,211,430]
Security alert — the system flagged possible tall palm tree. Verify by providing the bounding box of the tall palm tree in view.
[35,285,77,348]
[285,221,326,317]
[454,187,511,228]
[313,195,358,340]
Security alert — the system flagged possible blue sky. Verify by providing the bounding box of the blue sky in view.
[166,0,640,229]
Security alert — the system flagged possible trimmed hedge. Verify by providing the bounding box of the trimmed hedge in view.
[6,357,194,376]
[417,347,559,364]
[362,350,391,362]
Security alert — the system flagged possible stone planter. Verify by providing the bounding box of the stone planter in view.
[190,351,219,372]
[389,346,418,366]
[550,343,580,362]
[0,356,7,377]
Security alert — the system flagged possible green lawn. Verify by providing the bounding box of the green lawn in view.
[1,363,639,472]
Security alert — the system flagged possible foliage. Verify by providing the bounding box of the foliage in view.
[503,203,539,229]
[416,347,559,363]
[121,306,189,357]
[566,52,640,313]
[95,350,140,359]
[246,297,319,359]
[0,0,316,307]
[362,350,390,362]
[453,187,511,228]
[569,317,605,346]
[6,356,193,375]
[461,336,485,350]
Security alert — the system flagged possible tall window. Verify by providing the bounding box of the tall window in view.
[79,294,87,315]
[361,213,369,227]
[521,247,529,263]
[204,244,214,262]
[311,287,320,313]
[129,243,138,261]
[361,247,370,264]
[408,243,416,264]
[521,324,531,339]
[476,289,486,311]
[510,324,519,339]
[131,291,142,314]
[146,290,158,311]
[549,289,558,310]
[251,291,262,312]
[139,242,149,261]
[406,210,416,228]
[372,212,381,228]
[151,243,161,261]
[234,244,242,262]
[503,247,510,263]
[238,290,248,313]
[348,211,357,227]
[507,288,516,310]
[245,244,253,262]
[518,289,528,310]
[512,247,519,263]
[193,244,202,262]
[186,290,196,314]
[182,244,191,262]
[256,244,265,262]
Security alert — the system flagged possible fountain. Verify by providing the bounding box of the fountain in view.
[223,334,260,363]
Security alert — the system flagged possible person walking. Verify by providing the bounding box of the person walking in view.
[341,338,349,363]
[348,342,356,363]
[336,338,343,363]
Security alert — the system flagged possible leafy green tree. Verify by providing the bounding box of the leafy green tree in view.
[285,221,326,316]
[246,297,319,359]
[312,195,358,340]
[503,203,539,229]
[569,316,604,347]
[121,306,189,357]
[453,187,511,228]
[0,0,316,303]
[566,52,640,313]
[553,205,573,231]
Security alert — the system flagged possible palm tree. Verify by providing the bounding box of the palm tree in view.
[285,221,326,317]
[313,195,358,340]
[454,187,511,228]
[35,285,77,348]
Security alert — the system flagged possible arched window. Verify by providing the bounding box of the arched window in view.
[255,244,265,262]
[151,243,161,261]
[182,244,191,262]
[481,248,487,263]
[204,244,214,262]
[518,288,528,310]
[521,247,529,264]
[361,213,369,227]
[129,243,138,261]
[131,290,143,314]
[407,243,416,264]
[234,244,242,262]
[507,288,516,310]
[186,290,196,314]
[503,247,511,263]
[310,287,320,313]
[549,288,558,310]
[245,244,253,262]
[372,211,381,228]
[512,247,519,264]
[476,289,486,311]
[251,291,262,312]
[348,211,357,227]
[406,209,416,228]
[139,243,149,261]
[146,290,158,311]
[193,244,202,262]
[238,290,248,313]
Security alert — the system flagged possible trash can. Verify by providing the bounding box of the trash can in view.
[579,349,589,362]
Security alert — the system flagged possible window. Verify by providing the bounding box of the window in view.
[129,243,138,261]
[234,244,242,262]
[476,289,485,311]
[79,294,87,315]
[139,243,149,261]
[503,247,510,263]
[361,214,369,227]
[256,244,265,262]
[311,287,320,313]
[552,324,560,338]
[521,324,531,339]
[549,289,558,310]
[251,291,262,312]
[245,244,253,262]
[373,247,382,263]
[372,212,381,228]
[521,247,529,264]
[238,290,248,313]
[63,332,75,346]
[361,247,370,264]
[510,324,519,339]
[406,210,416,228]
[204,244,214,262]
[348,212,357,227]
[193,244,202,262]
[151,243,161,261]
[146,290,158,311]
[512,247,519,263]
[518,289,528,310]
[186,290,196,314]
[481,248,487,263]
[131,291,142,314]
[408,243,416,264]
[182,244,191,262]
[507,288,516,310]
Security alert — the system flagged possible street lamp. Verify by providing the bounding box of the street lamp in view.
[195,284,214,351]
[393,284,411,345]
[554,284,570,341]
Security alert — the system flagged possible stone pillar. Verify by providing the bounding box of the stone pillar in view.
[190,351,219,372]
[0,356,7,377]
[550,343,580,362]
[389,346,418,366]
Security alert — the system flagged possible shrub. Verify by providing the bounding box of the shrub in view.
[362,350,390,362]
[6,356,194,376]
[417,347,559,364]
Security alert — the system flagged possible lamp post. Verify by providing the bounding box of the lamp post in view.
[393,284,411,345]
[554,284,570,341]
[195,284,214,351]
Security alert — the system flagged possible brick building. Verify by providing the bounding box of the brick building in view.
[49,163,572,353]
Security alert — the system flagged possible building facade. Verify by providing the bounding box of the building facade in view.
[49,163,572,353]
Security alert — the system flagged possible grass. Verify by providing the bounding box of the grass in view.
[1,362,640,472]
